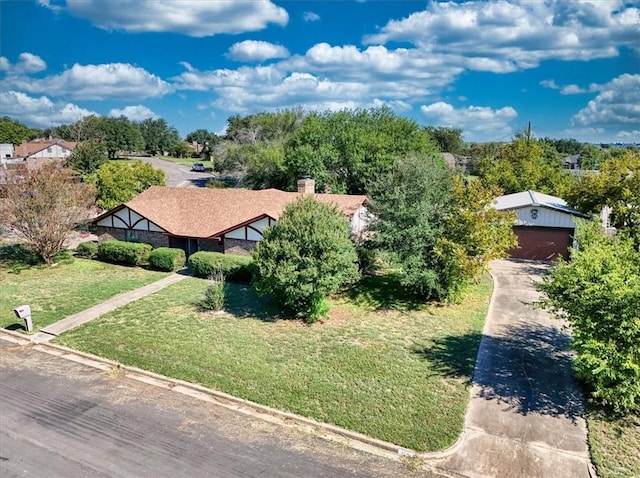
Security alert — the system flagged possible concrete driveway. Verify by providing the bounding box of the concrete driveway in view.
[436,260,593,478]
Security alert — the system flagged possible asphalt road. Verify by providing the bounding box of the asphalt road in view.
[0,340,439,478]
[131,156,212,187]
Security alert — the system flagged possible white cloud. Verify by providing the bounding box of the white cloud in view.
[3,63,172,101]
[364,1,639,73]
[420,101,518,140]
[540,79,559,90]
[227,40,290,62]
[0,90,97,127]
[43,0,288,37]
[0,52,47,75]
[571,74,640,126]
[560,84,587,95]
[109,105,158,121]
[303,11,320,22]
[615,130,640,141]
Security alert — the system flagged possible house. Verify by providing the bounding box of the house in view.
[93,178,369,256]
[493,190,587,261]
[14,138,77,169]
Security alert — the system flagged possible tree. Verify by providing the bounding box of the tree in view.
[68,140,108,175]
[477,136,573,196]
[536,221,640,414]
[91,160,166,210]
[565,150,640,247]
[139,118,180,155]
[284,107,437,194]
[185,129,220,148]
[0,165,95,264]
[252,195,360,323]
[98,116,144,158]
[0,116,42,145]
[367,154,515,302]
[423,126,464,154]
[578,144,606,170]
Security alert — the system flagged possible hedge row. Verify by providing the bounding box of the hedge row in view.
[188,251,253,283]
[75,241,98,258]
[148,247,186,271]
[96,240,152,266]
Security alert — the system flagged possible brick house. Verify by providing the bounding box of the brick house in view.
[93,179,369,256]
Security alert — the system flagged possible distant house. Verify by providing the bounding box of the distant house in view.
[93,178,369,256]
[14,138,76,169]
[493,190,587,261]
[442,153,457,169]
[563,154,580,171]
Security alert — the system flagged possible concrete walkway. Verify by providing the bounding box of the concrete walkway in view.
[32,273,188,343]
[436,260,594,478]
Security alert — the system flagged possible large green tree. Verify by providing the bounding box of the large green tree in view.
[477,136,573,196]
[423,126,465,154]
[0,116,42,145]
[537,221,640,414]
[284,107,437,194]
[68,140,108,175]
[98,116,144,158]
[252,195,360,323]
[367,154,515,302]
[139,118,180,155]
[91,160,166,210]
[565,150,640,247]
[0,164,95,264]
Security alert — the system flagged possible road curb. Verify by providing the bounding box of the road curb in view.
[1,327,463,464]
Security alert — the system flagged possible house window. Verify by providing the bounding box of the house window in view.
[47,147,52,153]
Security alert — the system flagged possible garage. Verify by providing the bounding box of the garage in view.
[494,191,586,261]
[509,226,574,261]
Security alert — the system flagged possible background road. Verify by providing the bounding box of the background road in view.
[132,156,212,187]
[0,340,442,478]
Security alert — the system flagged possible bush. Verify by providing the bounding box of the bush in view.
[537,221,640,414]
[252,196,360,323]
[148,247,186,271]
[75,241,98,258]
[201,271,225,311]
[52,249,75,265]
[188,251,253,282]
[97,240,152,266]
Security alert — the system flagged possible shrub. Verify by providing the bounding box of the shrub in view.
[148,247,186,271]
[75,241,98,258]
[52,249,75,265]
[188,251,253,282]
[252,196,360,323]
[97,240,152,266]
[201,271,225,311]
[537,221,640,414]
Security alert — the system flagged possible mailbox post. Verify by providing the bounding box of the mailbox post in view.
[14,305,32,332]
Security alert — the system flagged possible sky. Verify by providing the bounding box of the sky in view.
[0,0,638,144]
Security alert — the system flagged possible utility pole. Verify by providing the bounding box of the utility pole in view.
[525,121,532,144]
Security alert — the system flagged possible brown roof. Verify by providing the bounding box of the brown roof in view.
[15,138,77,157]
[97,186,367,238]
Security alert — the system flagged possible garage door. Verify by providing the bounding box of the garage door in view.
[509,226,574,261]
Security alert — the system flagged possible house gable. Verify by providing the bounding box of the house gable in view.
[219,215,277,241]
[95,206,166,233]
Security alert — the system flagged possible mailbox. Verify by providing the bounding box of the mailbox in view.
[14,305,32,332]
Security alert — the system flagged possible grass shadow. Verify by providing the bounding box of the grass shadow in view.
[344,272,426,311]
[415,322,585,420]
[0,243,43,270]
[223,282,279,322]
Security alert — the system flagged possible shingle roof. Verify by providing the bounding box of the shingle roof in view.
[97,186,367,238]
[14,138,76,157]
[493,190,584,216]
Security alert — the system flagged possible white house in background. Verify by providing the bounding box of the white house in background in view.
[0,144,13,162]
[493,190,587,261]
[13,138,76,169]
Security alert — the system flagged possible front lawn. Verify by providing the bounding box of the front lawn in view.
[587,406,640,478]
[55,274,492,451]
[0,247,169,332]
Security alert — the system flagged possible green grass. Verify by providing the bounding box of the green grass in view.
[587,406,640,478]
[155,155,214,170]
[0,249,169,332]
[55,274,492,451]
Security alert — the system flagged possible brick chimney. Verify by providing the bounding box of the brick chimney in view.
[297,176,315,194]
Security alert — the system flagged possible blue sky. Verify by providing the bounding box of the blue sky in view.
[1,0,638,143]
